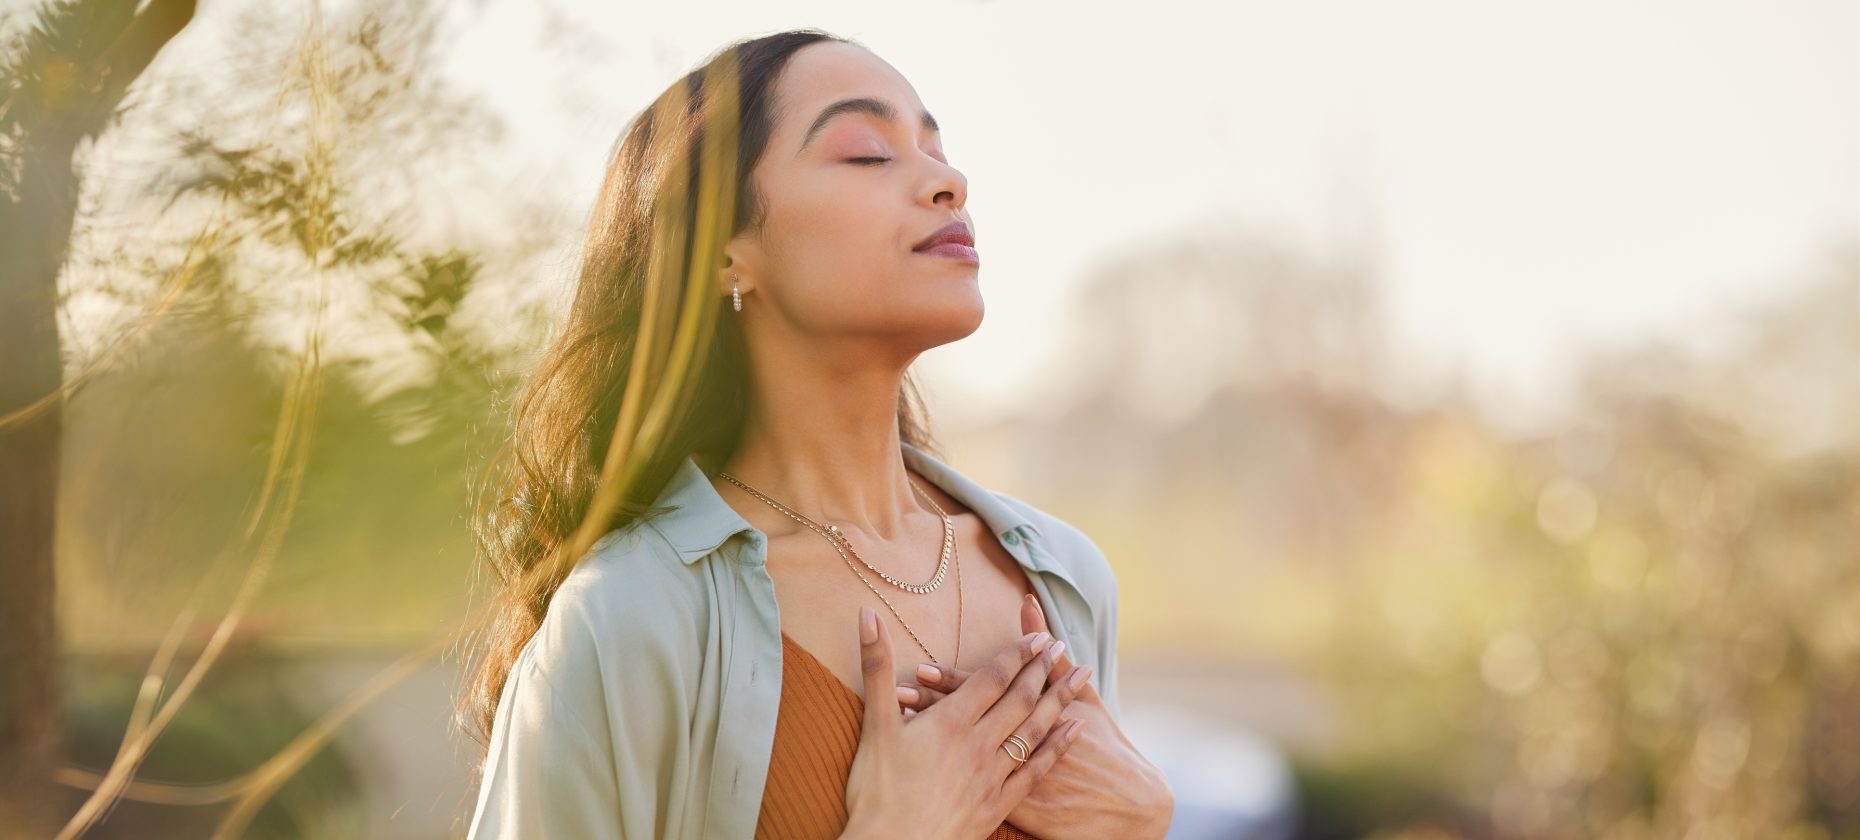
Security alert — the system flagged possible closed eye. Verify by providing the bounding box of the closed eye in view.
[848,156,892,165]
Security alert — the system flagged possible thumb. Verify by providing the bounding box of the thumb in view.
[1021,592,1049,635]
[1019,593,1104,705]
[857,606,899,740]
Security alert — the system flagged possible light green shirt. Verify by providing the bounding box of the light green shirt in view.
[467,441,1122,839]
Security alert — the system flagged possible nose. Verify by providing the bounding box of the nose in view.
[922,159,967,210]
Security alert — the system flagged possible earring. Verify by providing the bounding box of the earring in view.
[731,274,742,312]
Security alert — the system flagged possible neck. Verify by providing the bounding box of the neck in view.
[717,343,924,542]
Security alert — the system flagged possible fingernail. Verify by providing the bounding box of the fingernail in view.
[1066,718,1086,742]
[896,685,919,704]
[1047,639,1066,661]
[1068,665,1091,690]
[1030,632,1052,654]
[860,607,876,644]
[917,663,940,683]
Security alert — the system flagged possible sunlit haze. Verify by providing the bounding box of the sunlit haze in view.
[388,0,1858,435]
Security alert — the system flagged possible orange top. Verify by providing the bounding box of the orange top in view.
[754,630,1042,840]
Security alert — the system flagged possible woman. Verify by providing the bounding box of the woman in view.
[459,28,1174,840]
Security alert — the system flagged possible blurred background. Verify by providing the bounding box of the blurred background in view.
[2,0,1854,837]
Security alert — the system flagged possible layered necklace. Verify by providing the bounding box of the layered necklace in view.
[717,469,962,667]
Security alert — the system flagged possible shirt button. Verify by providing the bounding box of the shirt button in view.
[1003,531,1020,545]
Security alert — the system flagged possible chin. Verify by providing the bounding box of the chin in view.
[927,293,986,343]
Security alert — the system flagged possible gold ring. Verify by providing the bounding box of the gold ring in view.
[1001,734,1031,763]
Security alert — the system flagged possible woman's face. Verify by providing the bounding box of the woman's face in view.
[727,41,981,354]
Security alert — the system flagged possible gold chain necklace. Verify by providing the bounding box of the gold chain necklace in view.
[721,472,955,594]
[717,469,963,667]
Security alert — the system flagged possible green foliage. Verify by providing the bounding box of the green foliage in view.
[1310,268,1860,838]
[61,646,364,839]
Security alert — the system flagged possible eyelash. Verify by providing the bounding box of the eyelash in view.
[848,156,892,166]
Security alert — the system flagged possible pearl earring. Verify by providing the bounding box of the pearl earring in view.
[731,275,742,312]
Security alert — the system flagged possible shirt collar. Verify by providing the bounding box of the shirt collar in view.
[642,441,1047,571]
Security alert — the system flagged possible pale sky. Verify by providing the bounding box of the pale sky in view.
[433,0,1856,433]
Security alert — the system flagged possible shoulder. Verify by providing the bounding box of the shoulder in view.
[561,524,710,612]
[516,525,710,688]
[988,490,1119,611]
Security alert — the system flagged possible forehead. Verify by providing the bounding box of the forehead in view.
[773,42,924,137]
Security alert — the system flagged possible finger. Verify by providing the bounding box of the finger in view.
[959,644,1090,702]
[944,631,1053,724]
[1022,593,1047,636]
[1069,668,1104,706]
[925,654,1073,701]
[1019,596,1080,685]
[1002,716,1088,800]
[856,607,899,741]
[895,681,950,711]
[920,648,1075,695]
[914,661,969,691]
[995,659,1091,779]
[979,635,1067,738]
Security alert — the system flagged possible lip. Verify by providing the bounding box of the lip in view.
[912,220,975,252]
[916,242,979,262]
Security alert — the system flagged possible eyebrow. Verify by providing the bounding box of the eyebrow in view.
[797,96,939,155]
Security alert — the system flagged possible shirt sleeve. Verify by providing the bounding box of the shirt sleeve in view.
[467,530,699,840]
[1095,547,1123,720]
[467,642,624,839]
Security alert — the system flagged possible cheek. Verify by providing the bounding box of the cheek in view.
[775,192,903,293]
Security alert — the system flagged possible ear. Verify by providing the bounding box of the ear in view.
[720,238,758,299]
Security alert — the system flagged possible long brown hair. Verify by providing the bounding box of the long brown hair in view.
[454,28,945,759]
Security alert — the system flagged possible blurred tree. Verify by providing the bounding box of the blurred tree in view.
[58,0,517,830]
[0,0,197,831]
[1009,218,1857,836]
[2,0,526,832]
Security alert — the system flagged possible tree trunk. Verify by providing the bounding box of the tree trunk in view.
[0,0,196,831]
